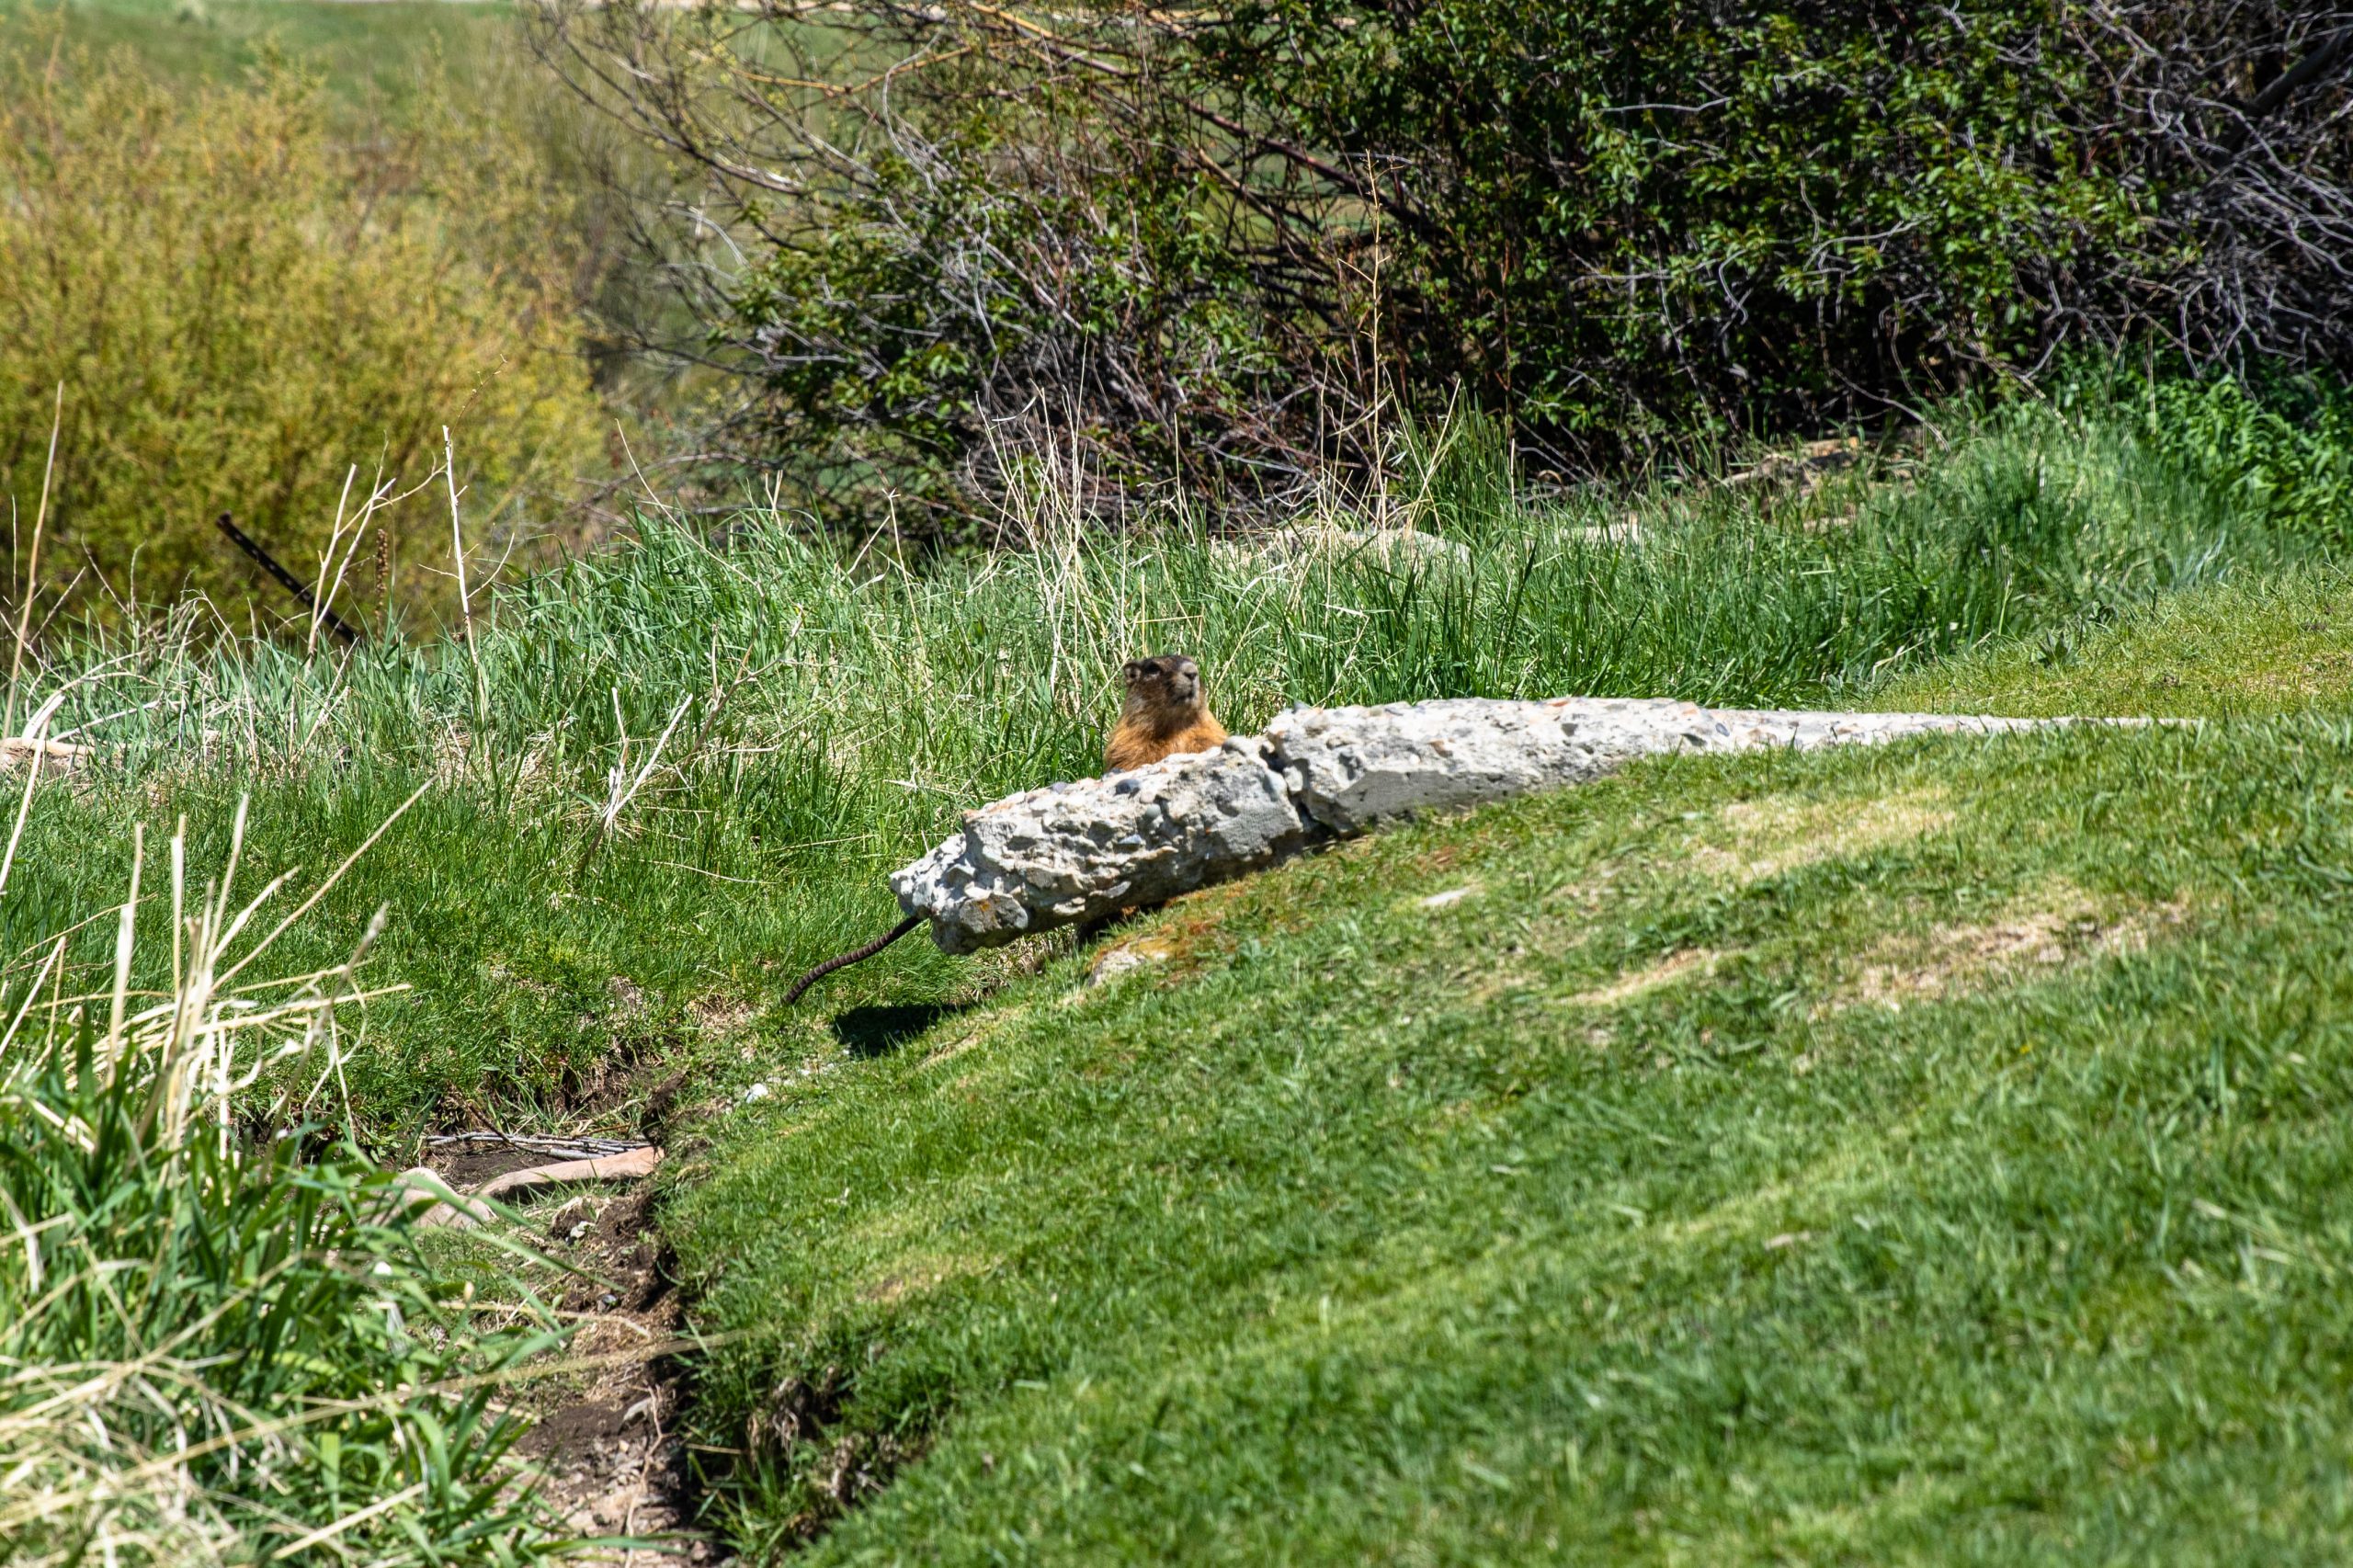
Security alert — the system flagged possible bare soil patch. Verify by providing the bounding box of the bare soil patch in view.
[412,1116,707,1561]
[1567,948,1723,1008]
[1838,882,2190,1012]
[514,1189,705,1562]
[1688,787,1954,883]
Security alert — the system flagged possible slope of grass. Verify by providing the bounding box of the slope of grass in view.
[667,706,2353,1562]
[0,373,2346,1560]
[0,386,2329,1142]
[1,0,522,110]
[1874,566,2353,719]
[0,392,2294,1134]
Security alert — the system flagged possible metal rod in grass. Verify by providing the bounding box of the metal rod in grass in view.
[785,914,923,1006]
[214,515,361,648]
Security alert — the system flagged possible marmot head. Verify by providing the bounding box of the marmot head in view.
[1121,653,1204,713]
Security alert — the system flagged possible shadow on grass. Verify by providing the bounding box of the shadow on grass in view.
[830,1003,970,1059]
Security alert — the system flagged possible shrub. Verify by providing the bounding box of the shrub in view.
[537,0,2353,523]
[2142,372,2353,543]
[0,44,608,627]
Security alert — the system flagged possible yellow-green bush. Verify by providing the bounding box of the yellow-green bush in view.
[0,46,607,627]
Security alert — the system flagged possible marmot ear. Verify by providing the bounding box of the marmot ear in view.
[1121,659,1143,680]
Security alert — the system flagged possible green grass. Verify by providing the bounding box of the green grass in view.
[21,11,2347,1561]
[1878,567,2353,719]
[4,374,2349,1560]
[1,0,524,109]
[2,392,2307,1134]
[0,775,791,1133]
[668,710,2353,1562]
[0,809,572,1563]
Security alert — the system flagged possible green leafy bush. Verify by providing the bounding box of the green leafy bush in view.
[0,46,607,625]
[540,0,2351,519]
[2140,372,2353,542]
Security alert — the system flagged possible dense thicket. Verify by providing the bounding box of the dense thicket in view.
[536,0,2352,532]
[0,49,607,626]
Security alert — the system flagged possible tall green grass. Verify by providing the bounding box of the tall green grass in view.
[0,385,2311,1128]
[2131,369,2353,542]
[0,808,571,1563]
[53,392,2282,801]
[0,369,2341,1562]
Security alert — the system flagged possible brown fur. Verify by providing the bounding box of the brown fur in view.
[1105,653,1227,772]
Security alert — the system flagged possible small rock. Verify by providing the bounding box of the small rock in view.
[548,1196,594,1241]
[742,1081,771,1104]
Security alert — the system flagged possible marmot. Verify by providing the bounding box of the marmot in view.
[1105,653,1227,772]
[788,653,1230,1006]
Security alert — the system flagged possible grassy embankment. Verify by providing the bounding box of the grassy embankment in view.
[6,376,2353,1559]
[1,0,520,106]
[5,395,2313,1131]
[681,650,2353,1562]
[12,15,2353,1559]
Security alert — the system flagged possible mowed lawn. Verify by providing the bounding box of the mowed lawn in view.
[668,586,2353,1562]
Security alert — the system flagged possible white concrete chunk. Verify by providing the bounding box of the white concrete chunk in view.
[1267,696,2052,835]
[890,695,2075,952]
[891,737,1310,955]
